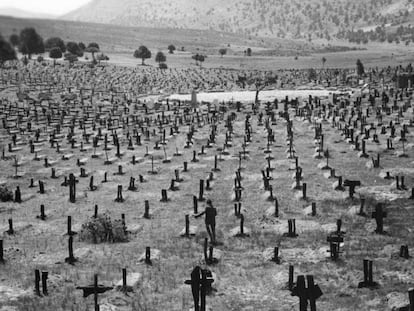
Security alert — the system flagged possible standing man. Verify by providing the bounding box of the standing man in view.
[194,199,217,244]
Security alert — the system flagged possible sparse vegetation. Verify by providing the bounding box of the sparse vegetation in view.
[0,185,13,202]
[134,45,151,65]
[44,37,66,52]
[79,214,128,243]
[0,35,16,66]
[18,27,44,59]
[168,44,176,54]
[49,47,62,66]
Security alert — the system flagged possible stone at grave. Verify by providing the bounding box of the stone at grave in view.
[62,153,74,160]
[386,292,409,311]
[126,224,142,234]
[230,226,251,237]
[105,157,118,165]
[303,204,317,216]
[78,157,88,165]
[200,248,223,263]
[179,226,197,236]
[138,248,161,263]
[115,273,142,289]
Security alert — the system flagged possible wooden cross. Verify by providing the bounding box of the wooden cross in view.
[185,266,214,311]
[76,275,113,311]
[372,203,387,234]
[291,275,323,311]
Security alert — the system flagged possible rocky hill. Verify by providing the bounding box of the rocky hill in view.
[63,0,414,42]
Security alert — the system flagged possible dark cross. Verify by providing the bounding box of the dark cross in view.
[69,173,76,203]
[284,219,298,238]
[144,200,150,219]
[115,185,124,202]
[120,268,133,293]
[291,275,323,311]
[41,271,48,296]
[343,179,361,199]
[36,204,46,220]
[203,238,218,265]
[0,240,4,263]
[64,236,77,265]
[271,246,281,264]
[66,216,77,236]
[145,247,152,265]
[184,266,215,311]
[89,176,97,191]
[6,218,14,235]
[34,269,41,296]
[404,288,414,311]
[234,202,241,217]
[326,220,344,261]
[14,186,21,203]
[400,245,410,259]
[198,180,205,201]
[76,274,113,311]
[372,203,387,234]
[128,177,137,191]
[358,259,378,288]
[160,189,169,202]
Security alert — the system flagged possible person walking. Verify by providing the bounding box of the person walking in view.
[194,199,217,244]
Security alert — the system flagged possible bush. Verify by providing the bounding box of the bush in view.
[0,186,13,202]
[79,214,128,243]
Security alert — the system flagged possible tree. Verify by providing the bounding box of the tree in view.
[0,36,16,66]
[192,53,200,66]
[246,48,252,56]
[219,48,227,58]
[168,44,176,54]
[66,42,83,57]
[155,51,166,67]
[45,37,66,52]
[134,46,151,65]
[192,54,207,67]
[49,47,62,67]
[241,73,277,104]
[18,28,44,59]
[198,54,206,67]
[9,34,20,48]
[96,53,109,64]
[78,42,86,51]
[159,62,168,70]
[64,52,78,67]
[85,42,100,61]
[321,57,327,68]
[356,59,365,76]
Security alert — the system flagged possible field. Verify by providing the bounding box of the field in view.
[3,15,414,71]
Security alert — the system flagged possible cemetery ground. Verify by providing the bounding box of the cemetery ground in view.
[0,87,413,310]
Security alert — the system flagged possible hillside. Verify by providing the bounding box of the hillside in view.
[63,0,414,42]
[0,7,56,19]
[0,15,325,56]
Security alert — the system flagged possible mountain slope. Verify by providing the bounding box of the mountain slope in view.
[0,7,56,19]
[62,0,414,41]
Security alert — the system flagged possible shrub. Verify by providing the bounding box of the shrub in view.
[79,214,128,243]
[0,186,13,202]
